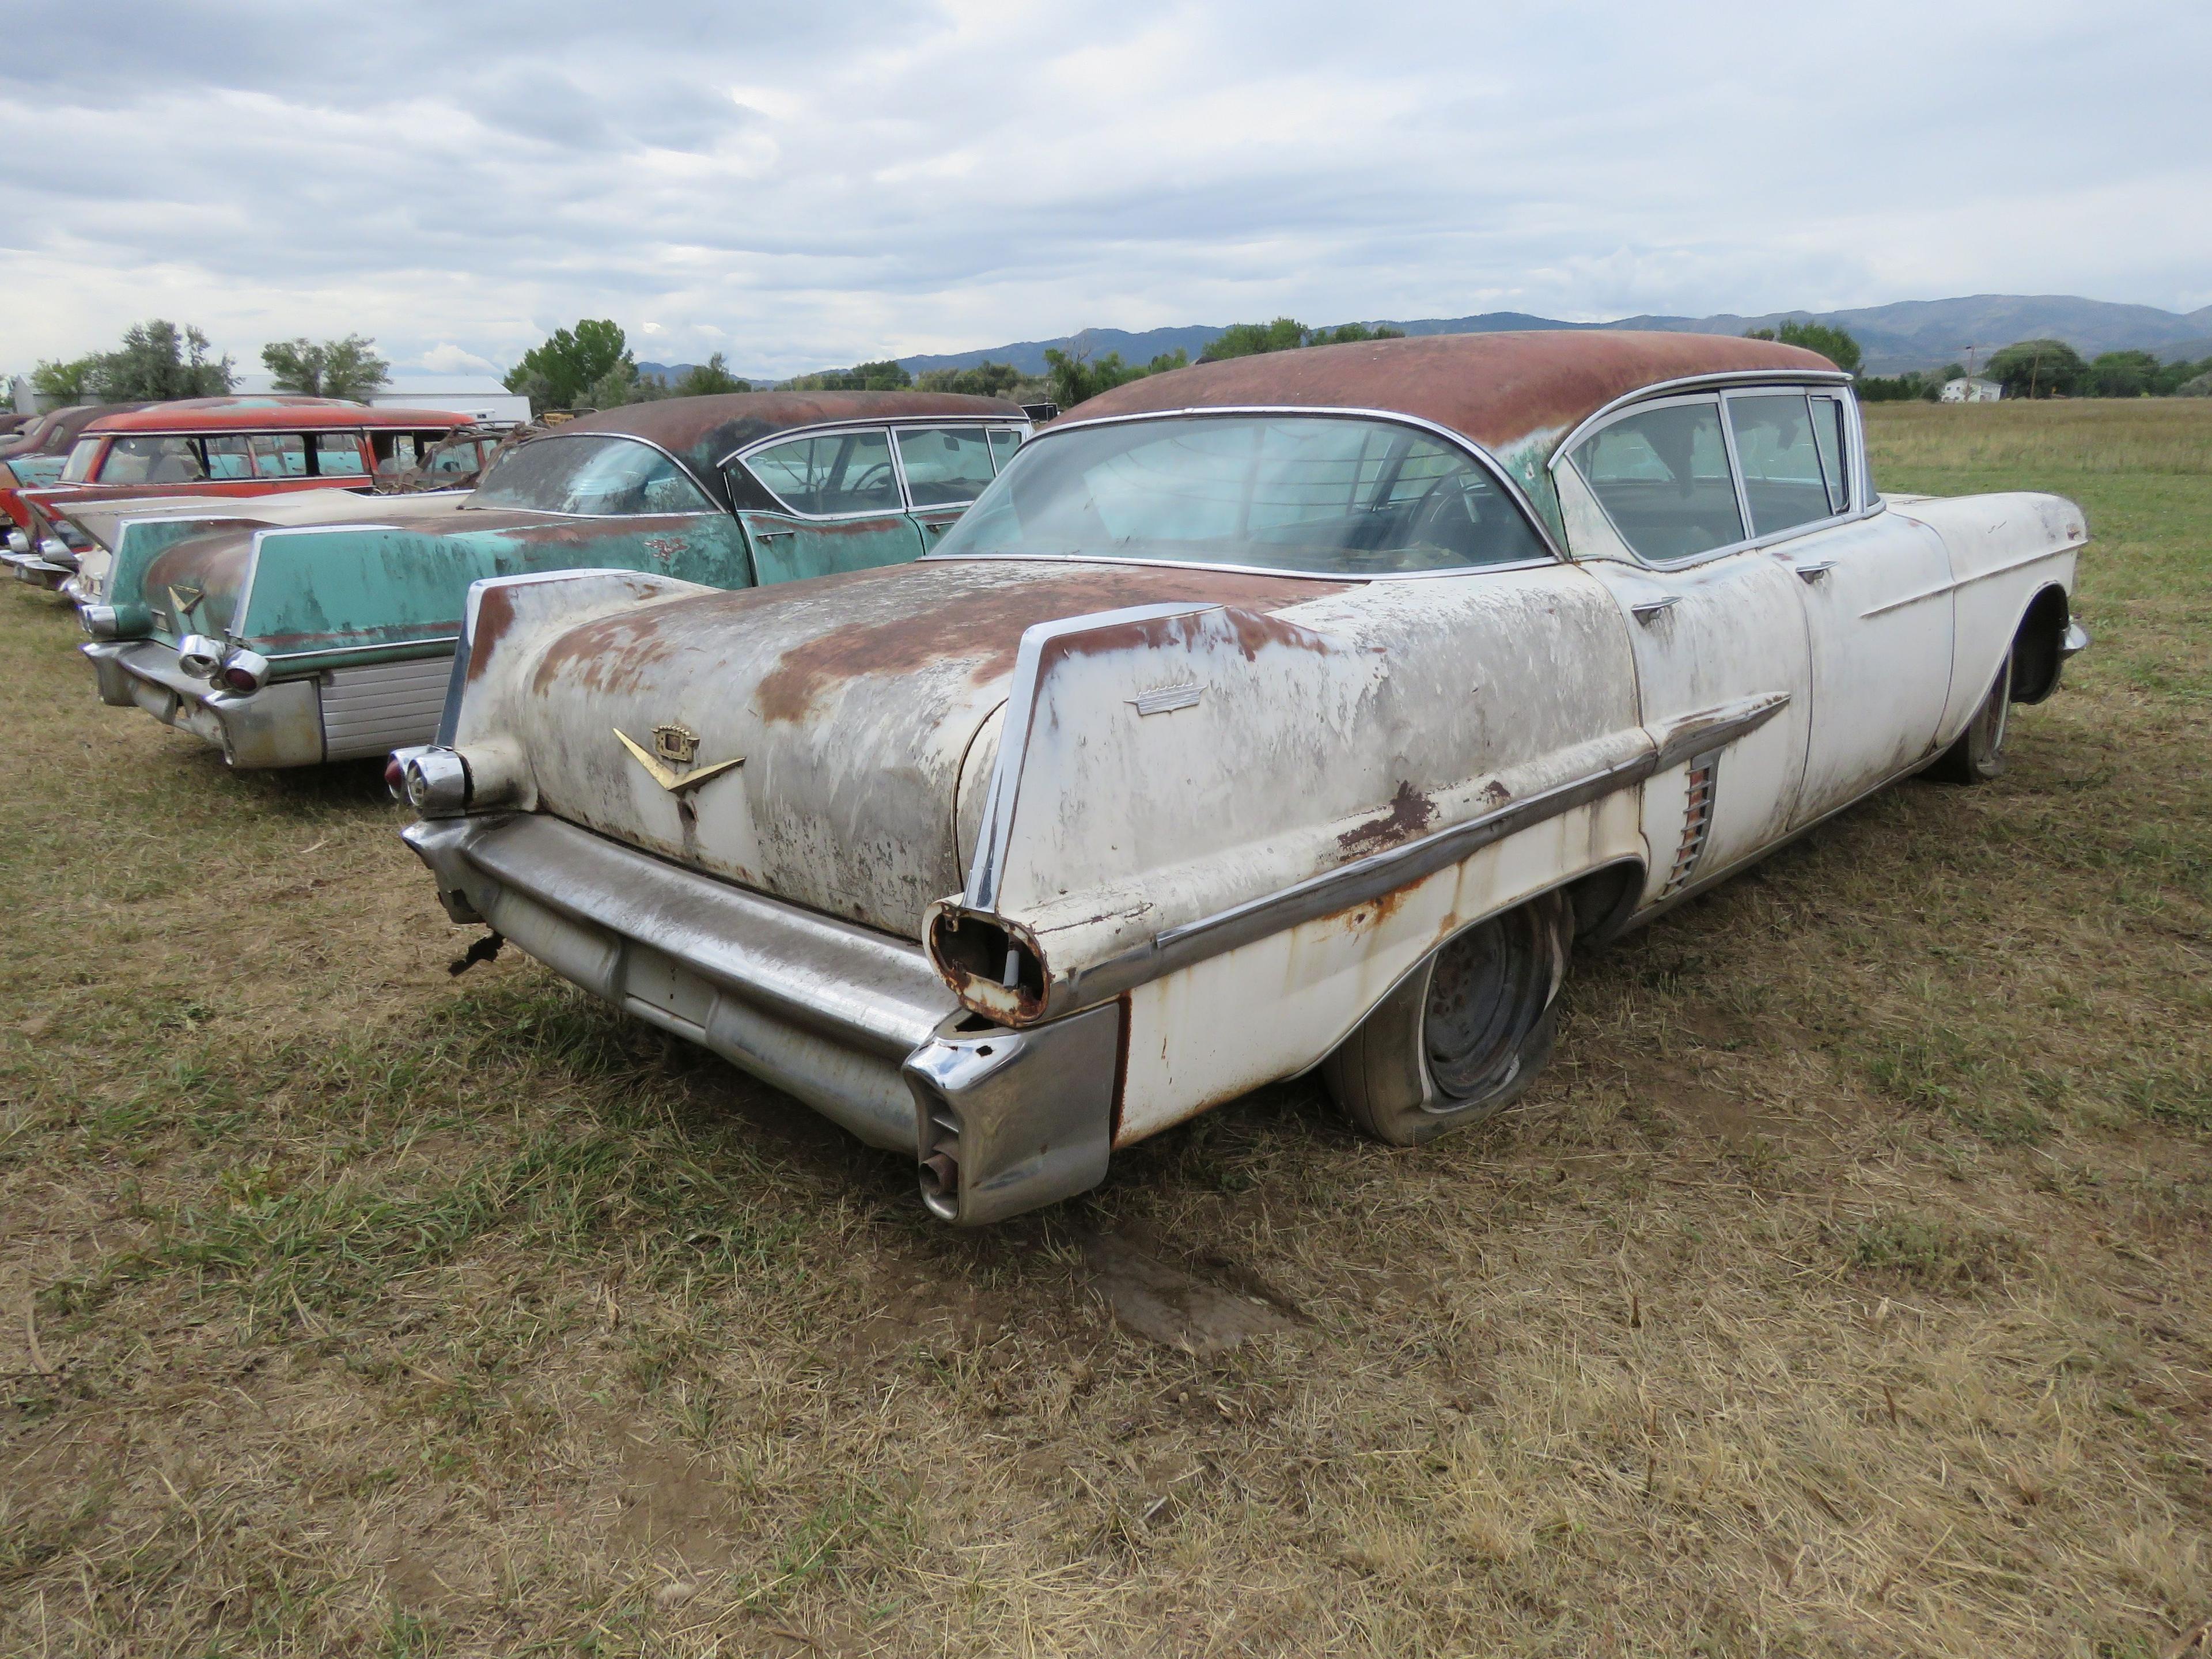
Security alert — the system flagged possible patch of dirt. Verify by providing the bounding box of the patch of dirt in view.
[1079,1230,1298,1354]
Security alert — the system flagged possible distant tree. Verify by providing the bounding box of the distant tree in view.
[260,334,389,400]
[1935,362,1967,384]
[2150,356,2209,395]
[1307,323,1406,347]
[916,359,1024,398]
[785,358,913,392]
[30,355,100,402]
[1744,319,1863,374]
[1201,319,1309,362]
[1983,339,2086,399]
[2177,369,2212,397]
[671,353,751,397]
[505,320,632,413]
[2086,349,2160,398]
[1041,347,1187,409]
[1854,372,1927,403]
[74,320,235,401]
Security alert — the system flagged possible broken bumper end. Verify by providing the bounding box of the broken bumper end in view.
[401,812,1118,1224]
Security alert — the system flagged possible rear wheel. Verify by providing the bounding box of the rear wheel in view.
[1929,649,2012,785]
[1323,891,1571,1146]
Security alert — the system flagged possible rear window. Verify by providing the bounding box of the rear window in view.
[60,438,103,483]
[935,414,1550,576]
[469,434,714,516]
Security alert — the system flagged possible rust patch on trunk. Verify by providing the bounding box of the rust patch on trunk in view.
[751,565,1347,722]
[1338,781,1437,858]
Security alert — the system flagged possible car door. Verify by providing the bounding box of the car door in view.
[1557,392,1815,903]
[729,426,925,585]
[1722,389,1955,827]
[892,423,1007,547]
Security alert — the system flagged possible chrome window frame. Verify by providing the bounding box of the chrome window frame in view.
[460,430,723,520]
[888,423,1009,516]
[920,404,1567,581]
[1550,370,1880,573]
[721,417,1032,522]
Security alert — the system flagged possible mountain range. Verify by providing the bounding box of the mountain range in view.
[886,294,2212,381]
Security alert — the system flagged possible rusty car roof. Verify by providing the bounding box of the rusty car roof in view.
[552,391,1029,482]
[1068,331,1840,458]
[85,399,475,435]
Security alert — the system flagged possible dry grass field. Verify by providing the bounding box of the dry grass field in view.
[3,398,2208,1657]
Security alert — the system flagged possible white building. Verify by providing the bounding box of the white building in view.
[1940,376,2003,403]
[227,370,531,423]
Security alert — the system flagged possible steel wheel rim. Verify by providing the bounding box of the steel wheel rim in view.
[1422,911,1550,1107]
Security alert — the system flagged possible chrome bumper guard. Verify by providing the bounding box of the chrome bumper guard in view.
[79,639,323,768]
[402,813,1118,1224]
[3,551,73,589]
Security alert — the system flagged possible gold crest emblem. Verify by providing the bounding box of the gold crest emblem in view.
[653,722,699,764]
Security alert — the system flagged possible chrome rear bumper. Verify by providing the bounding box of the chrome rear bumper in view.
[81,639,323,766]
[402,812,1119,1224]
[3,550,73,589]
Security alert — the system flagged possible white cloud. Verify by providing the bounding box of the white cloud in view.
[2,0,2205,379]
[417,343,501,375]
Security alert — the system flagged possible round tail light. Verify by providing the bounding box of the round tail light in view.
[215,649,270,695]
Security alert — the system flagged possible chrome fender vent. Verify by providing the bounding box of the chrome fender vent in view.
[1662,751,1721,897]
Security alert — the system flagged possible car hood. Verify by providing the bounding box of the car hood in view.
[478,557,1350,937]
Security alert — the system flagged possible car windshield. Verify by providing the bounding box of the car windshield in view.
[931,414,1550,575]
[467,433,714,516]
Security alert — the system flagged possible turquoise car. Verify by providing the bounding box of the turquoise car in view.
[71,391,1030,768]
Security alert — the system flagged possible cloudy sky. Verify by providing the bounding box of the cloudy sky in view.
[2,0,2205,380]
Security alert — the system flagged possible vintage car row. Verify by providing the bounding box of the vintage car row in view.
[389,331,2090,1225]
[66,392,1031,768]
[3,396,480,589]
[0,401,147,535]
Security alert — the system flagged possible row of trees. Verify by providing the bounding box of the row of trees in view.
[31,321,396,403]
[1033,317,1406,408]
[1749,319,2212,401]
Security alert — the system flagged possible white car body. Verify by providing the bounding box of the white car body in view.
[398,332,2088,1224]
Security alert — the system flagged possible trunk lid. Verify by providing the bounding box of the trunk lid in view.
[487,558,1347,937]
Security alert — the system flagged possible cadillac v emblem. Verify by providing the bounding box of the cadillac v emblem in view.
[613,723,743,794]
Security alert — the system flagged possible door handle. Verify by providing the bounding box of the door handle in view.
[753,529,794,543]
[924,521,948,535]
[1794,560,1836,584]
[1631,594,1680,623]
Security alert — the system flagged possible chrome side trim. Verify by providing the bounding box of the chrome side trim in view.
[1858,544,2080,619]
[1055,693,1792,1010]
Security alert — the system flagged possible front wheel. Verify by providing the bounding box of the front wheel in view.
[1928,649,2012,785]
[1322,891,1571,1146]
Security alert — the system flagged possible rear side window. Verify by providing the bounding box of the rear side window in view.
[1569,399,1744,563]
[742,429,901,516]
[204,437,255,479]
[248,434,307,479]
[98,435,208,486]
[987,427,1024,472]
[894,426,998,507]
[313,433,367,477]
[1726,393,1836,538]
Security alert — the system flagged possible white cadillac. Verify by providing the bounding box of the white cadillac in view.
[393,332,2089,1223]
